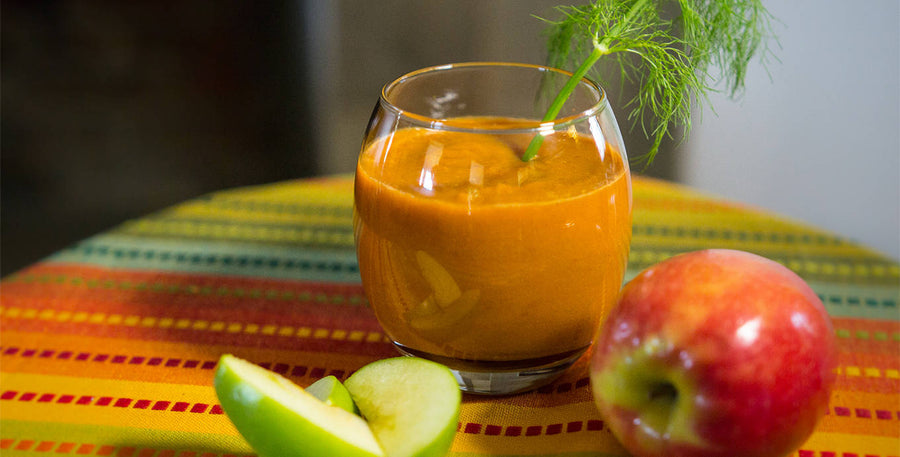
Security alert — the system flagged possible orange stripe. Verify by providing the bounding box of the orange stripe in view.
[1,265,391,357]
[1,373,233,435]
[793,431,900,457]
[1,434,896,457]
[832,317,900,356]
[834,352,900,394]
[0,290,382,337]
[814,390,900,437]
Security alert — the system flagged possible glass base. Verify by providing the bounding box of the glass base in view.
[392,342,587,395]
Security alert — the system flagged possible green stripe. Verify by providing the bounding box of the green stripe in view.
[113,218,354,249]
[121,217,354,234]
[633,224,849,247]
[197,195,352,217]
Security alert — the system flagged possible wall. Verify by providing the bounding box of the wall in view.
[677,0,899,260]
[3,1,896,275]
[1,1,317,274]
[302,0,899,259]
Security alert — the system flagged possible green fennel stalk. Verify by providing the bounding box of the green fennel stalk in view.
[521,0,775,163]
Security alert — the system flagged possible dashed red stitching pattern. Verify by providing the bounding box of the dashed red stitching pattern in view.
[455,405,899,441]
[831,406,898,420]
[2,345,597,395]
[1,346,350,382]
[0,390,223,415]
[2,346,217,372]
[459,419,606,437]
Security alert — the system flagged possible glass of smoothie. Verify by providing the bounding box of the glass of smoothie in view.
[353,62,632,395]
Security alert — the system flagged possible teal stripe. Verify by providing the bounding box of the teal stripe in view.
[45,237,898,321]
[807,281,900,321]
[624,267,899,321]
[46,234,361,284]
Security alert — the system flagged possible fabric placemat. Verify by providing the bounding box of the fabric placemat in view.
[2,175,898,456]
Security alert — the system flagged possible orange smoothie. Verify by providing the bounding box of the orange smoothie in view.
[354,117,632,364]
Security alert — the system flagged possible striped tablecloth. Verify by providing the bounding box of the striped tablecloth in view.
[2,175,898,456]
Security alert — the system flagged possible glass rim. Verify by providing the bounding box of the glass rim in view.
[379,61,608,134]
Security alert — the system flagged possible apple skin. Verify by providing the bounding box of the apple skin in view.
[591,249,837,457]
[214,355,383,457]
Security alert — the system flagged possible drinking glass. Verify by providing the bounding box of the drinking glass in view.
[353,62,632,395]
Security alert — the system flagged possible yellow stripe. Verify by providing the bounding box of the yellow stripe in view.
[153,202,351,225]
[627,250,900,283]
[0,420,253,456]
[631,176,711,201]
[635,207,831,238]
[15,304,897,346]
[207,178,354,204]
[460,400,600,426]
[0,373,236,436]
[797,431,900,455]
[630,231,881,262]
[837,366,900,378]
[1,307,389,344]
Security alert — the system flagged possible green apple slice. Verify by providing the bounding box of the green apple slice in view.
[306,375,359,415]
[345,357,461,457]
[214,354,384,457]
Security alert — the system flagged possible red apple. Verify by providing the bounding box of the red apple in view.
[591,249,837,457]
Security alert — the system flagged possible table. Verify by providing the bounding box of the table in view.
[2,175,898,457]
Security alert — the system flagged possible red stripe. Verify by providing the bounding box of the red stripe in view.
[1,345,361,382]
[832,406,898,420]
[2,264,366,308]
[1,292,378,332]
